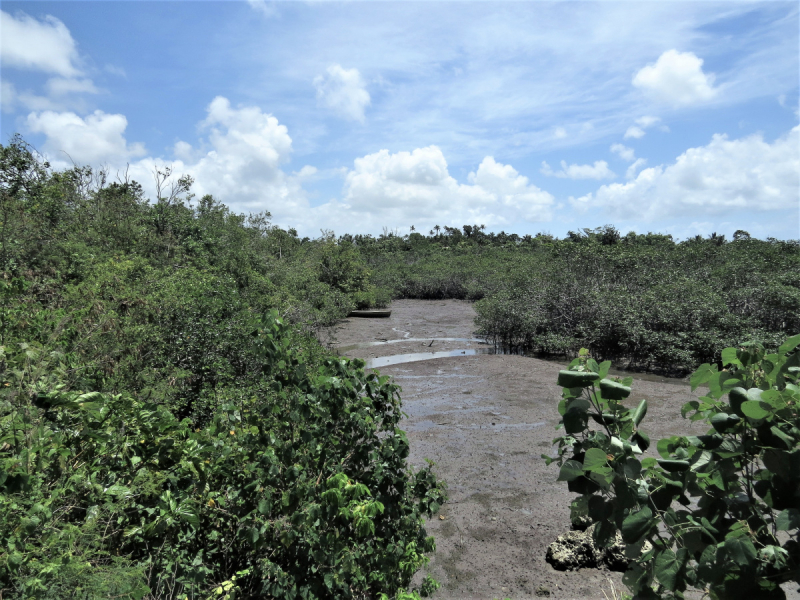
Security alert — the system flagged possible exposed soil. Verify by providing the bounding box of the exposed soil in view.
[323,299,793,600]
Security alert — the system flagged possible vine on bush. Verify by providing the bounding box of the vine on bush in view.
[544,335,800,599]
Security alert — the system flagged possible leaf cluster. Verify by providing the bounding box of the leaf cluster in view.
[544,335,800,599]
[1,312,446,598]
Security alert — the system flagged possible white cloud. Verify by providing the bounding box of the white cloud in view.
[247,0,278,18]
[624,115,662,139]
[1,11,99,113]
[24,98,312,229]
[541,160,615,180]
[468,156,555,221]
[553,127,567,139]
[154,96,306,214]
[576,126,799,219]
[104,64,126,77]
[13,90,77,112]
[610,143,635,162]
[336,147,554,231]
[1,81,16,112]
[633,49,717,106]
[0,10,81,77]
[26,109,146,165]
[295,165,317,178]
[624,126,645,139]
[625,158,647,180]
[173,140,195,162]
[313,64,371,123]
[635,115,660,128]
[45,77,99,96]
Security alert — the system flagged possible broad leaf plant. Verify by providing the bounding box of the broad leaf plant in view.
[545,335,800,599]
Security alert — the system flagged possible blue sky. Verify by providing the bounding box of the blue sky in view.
[1,1,798,239]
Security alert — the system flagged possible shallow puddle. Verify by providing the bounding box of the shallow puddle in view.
[364,347,495,368]
[346,340,691,386]
[337,337,486,352]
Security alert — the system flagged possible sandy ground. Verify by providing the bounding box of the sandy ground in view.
[323,299,795,600]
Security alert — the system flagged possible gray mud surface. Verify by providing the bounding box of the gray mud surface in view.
[323,299,793,600]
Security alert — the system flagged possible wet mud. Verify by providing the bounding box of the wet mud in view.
[324,299,795,600]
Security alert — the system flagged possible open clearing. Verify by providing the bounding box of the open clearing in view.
[327,299,721,599]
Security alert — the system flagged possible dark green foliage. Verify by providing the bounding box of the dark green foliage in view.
[545,335,800,599]
[355,226,799,374]
[1,314,445,598]
[0,137,442,599]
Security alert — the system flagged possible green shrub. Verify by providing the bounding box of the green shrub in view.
[0,312,446,599]
[545,335,800,599]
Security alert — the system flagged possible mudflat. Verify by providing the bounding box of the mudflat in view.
[324,300,726,599]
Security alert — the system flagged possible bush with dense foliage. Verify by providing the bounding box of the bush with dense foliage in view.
[354,225,800,374]
[1,313,445,598]
[0,136,444,599]
[544,335,800,599]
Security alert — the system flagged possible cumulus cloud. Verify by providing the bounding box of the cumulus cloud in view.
[610,144,647,180]
[141,96,309,215]
[22,97,554,235]
[625,158,648,180]
[624,116,662,140]
[540,160,615,180]
[610,143,636,162]
[26,110,146,165]
[313,64,371,123]
[633,49,717,106]
[0,10,81,76]
[574,126,799,219]
[336,147,554,231]
[624,126,645,139]
[635,115,660,128]
[24,98,311,229]
[1,10,99,111]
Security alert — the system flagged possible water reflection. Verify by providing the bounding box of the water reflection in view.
[337,337,485,352]
[342,339,690,386]
[365,347,495,368]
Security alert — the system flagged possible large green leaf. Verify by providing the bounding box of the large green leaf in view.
[720,347,741,367]
[563,410,588,434]
[778,333,800,356]
[557,460,584,482]
[631,399,648,427]
[724,536,757,567]
[740,400,770,420]
[623,456,642,479]
[583,448,609,472]
[654,548,682,591]
[621,506,654,543]
[598,360,611,379]
[691,363,717,392]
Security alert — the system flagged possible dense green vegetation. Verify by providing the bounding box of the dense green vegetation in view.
[545,338,800,599]
[351,225,800,373]
[1,136,443,599]
[3,133,798,598]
